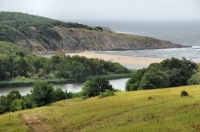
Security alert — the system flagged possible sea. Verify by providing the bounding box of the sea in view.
[63,20,200,64]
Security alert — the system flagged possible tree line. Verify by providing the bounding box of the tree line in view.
[0,81,73,114]
[0,41,130,81]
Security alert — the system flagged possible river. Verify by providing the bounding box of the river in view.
[0,78,129,96]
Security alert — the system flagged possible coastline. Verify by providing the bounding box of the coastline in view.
[65,51,163,66]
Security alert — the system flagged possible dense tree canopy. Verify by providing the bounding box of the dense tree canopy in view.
[0,41,130,82]
[126,57,198,91]
[31,81,54,107]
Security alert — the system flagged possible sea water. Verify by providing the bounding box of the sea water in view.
[65,20,200,62]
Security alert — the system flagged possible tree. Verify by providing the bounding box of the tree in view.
[125,68,146,91]
[139,68,169,89]
[10,99,26,112]
[7,90,22,104]
[31,81,54,107]
[0,96,9,114]
[81,77,113,98]
[53,88,66,102]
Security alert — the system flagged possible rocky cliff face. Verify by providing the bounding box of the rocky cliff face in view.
[29,26,183,53]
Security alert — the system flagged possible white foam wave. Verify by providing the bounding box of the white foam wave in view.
[192,46,200,49]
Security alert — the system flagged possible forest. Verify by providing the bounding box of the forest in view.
[0,41,131,82]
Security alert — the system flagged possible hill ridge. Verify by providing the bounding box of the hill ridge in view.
[0,12,184,53]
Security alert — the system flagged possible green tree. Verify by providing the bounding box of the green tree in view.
[81,77,113,98]
[126,57,197,91]
[0,96,9,114]
[10,99,26,112]
[53,88,66,102]
[31,81,54,107]
[139,68,169,89]
[125,68,146,91]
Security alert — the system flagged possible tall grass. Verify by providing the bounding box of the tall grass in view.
[1,85,200,131]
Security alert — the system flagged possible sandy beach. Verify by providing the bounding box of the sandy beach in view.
[66,51,163,66]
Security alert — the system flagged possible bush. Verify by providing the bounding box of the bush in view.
[188,72,200,85]
[10,99,26,112]
[99,89,114,98]
[81,77,113,98]
[53,88,66,102]
[181,90,189,97]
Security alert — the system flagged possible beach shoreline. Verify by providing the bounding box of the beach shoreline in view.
[65,51,163,66]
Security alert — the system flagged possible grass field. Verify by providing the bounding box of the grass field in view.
[1,85,200,132]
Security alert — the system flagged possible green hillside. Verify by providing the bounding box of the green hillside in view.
[0,12,184,53]
[0,12,93,51]
[1,85,200,132]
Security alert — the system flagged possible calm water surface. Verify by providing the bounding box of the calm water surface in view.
[0,78,129,96]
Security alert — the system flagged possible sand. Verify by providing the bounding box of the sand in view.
[66,51,163,66]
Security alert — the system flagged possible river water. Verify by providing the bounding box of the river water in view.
[0,78,129,96]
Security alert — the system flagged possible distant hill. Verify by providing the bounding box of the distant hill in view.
[0,12,184,53]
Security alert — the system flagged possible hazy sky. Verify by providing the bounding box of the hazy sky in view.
[0,0,199,20]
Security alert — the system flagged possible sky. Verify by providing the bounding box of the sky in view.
[0,0,199,20]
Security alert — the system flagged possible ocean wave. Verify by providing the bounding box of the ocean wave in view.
[191,46,200,49]
[115,31,144,35]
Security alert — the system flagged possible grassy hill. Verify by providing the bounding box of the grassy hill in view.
[0,12,184,53]
[1,85,200,132]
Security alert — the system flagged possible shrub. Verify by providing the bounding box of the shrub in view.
[181,90,189,97]
[188,72,200,85]
[99,89,114,98]
[10,99,26,112]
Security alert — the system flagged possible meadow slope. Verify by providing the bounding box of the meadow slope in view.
[1,85,200,132]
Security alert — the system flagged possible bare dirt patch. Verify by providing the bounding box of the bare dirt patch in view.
[19,113,51,132]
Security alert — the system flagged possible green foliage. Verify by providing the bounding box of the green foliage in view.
[126,57,197,91]
[139,67,169,89]
[0,96,9,114]
[10,99,26,112]
[0,90,22,114]
[126,68,146,91]
[99,89,114,98]
[81,77,113,98]
[53,88,66,102]
[94,26,103,31]
[0,12,98,45]
[22,94,34,108]
[181,90,189,97]
[188,72,200,85]
[0,43,130,82]
[31,81,54,107]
